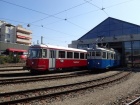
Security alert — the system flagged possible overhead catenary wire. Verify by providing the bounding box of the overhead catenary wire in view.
[29,0,93,24]
[105,0,136,9]
[0,0,137,43]
[0,0,91,31]
[84,0,110,17]
[0,0,92,24]
[0,0,135,29]
[66,20,88,31]
[0,17,77,45]
[0,0,63,20]
[35,0,135,26]
[0,16,76,37]
[0,0,136,36]
[0,0,135,24]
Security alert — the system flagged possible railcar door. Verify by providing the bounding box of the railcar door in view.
[49,50,56,70]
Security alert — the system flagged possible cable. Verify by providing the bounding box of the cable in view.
[84,0,101,9]
[1,0,137,36]
[0,17,76,38]
[0,0,63,20]
[66,20,88,31]
[0,0,92,24]
[29,0,92,24]
[44,0,136,23]
[0,0,94,30]
[0,17,27,24]
[85,0,109,17]
[105,0,136,9]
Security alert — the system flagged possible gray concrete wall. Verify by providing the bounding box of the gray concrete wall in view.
[0,41,29,51]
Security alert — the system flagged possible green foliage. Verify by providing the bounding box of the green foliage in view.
[0,55,20,64]
[0,56,6,64]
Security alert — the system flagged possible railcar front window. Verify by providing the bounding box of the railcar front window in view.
[28,49,42,58]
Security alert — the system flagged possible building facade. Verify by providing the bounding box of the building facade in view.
[0,20,32,46]
[69,17,140,67]
[0,20,32,55]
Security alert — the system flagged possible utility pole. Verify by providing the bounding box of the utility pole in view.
[37,40,39,44]
[41,36,43,44]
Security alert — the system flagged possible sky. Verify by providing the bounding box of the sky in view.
[0,0,140,47]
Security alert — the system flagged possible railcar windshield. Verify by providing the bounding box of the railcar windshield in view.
[28,48,42,58]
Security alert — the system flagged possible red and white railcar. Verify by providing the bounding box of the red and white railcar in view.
[26,44,87,72]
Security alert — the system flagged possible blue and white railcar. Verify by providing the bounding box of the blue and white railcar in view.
[87,45,120,70]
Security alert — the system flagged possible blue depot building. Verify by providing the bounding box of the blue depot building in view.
[69,17,140,67]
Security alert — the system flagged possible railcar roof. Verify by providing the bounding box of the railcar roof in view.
[30,44,87,52]
[87,47,115,52]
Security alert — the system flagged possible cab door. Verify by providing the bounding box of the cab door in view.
[49,50,56,70]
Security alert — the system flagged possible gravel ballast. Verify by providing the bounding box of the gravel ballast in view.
[0,71,120,93]
[39,72,140,105]
[0,70,139,105]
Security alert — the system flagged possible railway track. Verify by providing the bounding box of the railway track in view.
[123,89,140,105]
[0,67,24,72]
[126,96,140,105]
[0,71,131,104]
[0,70,90,85]
[0,63,25,68]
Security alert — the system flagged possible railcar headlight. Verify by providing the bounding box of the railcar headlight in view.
[32,62,34,64]
[98,62,100,64]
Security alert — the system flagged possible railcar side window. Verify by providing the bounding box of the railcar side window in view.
[96,52,101,56]
[111,53,114,59]
[107,52,109,59]
[102,52,106,58]
[67,52,73,58]
[85,54,87,59]
[59,51,65,58]
[74,52,79,59]
[80,53,84,59]
[42,49,47,58]
[107,52,111,59]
